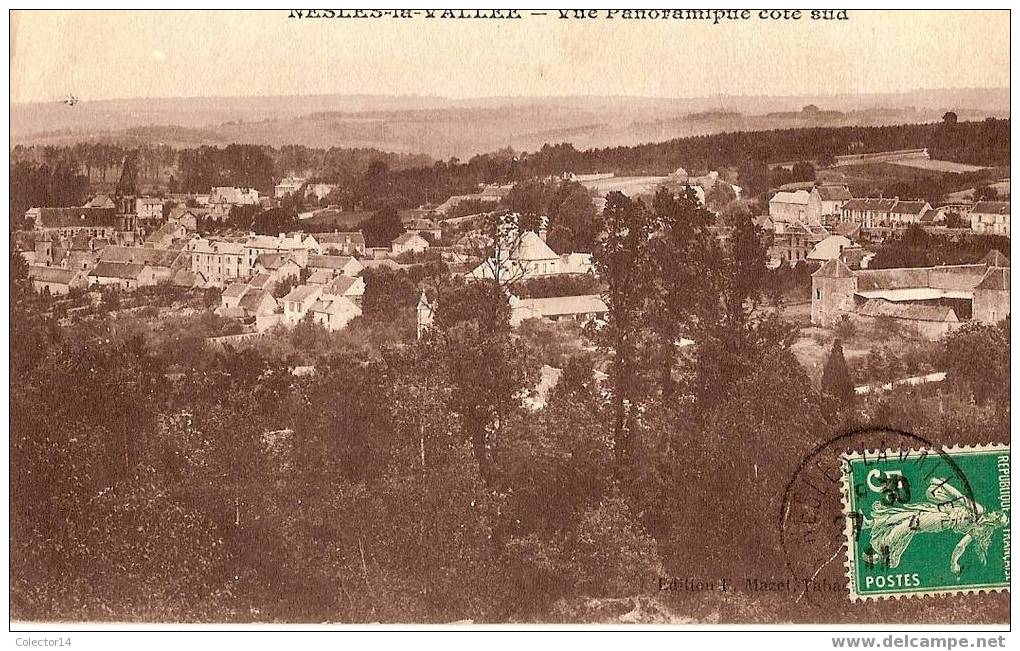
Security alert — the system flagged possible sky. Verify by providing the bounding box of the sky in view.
[10,9,1010,103]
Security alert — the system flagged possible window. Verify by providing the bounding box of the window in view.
[816,289,821,300]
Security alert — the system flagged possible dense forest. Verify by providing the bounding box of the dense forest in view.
[9,194,1009,623]
[558,116,1010,178]
[10,118,1009,225]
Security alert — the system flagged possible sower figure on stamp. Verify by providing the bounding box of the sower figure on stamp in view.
[862,478,1008,574]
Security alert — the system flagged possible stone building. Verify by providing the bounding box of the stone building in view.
[970,201,1010,237]
[807,185,852,223]
[769,190,811,223]
[811,259,859,326]
[972,266,1010,323]
[855,300,960,341]
[811,250,1010,330]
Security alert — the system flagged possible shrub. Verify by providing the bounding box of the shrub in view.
[567,493,663,598]
[832,314,857,339]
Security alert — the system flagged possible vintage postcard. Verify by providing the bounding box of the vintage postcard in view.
[7,6,1011,637]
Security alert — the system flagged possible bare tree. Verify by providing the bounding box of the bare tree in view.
[462,210,542,292]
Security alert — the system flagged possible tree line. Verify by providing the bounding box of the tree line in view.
[869,225,1010,269]
[12,118,1008,227]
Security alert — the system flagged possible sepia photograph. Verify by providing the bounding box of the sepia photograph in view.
[6,6,1012,642]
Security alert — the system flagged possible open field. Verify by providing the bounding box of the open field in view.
[821,162,950,184]
[791,326,871,387]
[777,299,812,325]
[578,175,669,197]
[889,158,987,173]
[784,304,941,388]
[945,179,1011,202]
[989,179,1010,194]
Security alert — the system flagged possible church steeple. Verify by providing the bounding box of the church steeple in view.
[114,153,138,203]
[114,152,140,231]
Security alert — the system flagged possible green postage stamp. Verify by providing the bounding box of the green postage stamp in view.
[841,444,1010,600]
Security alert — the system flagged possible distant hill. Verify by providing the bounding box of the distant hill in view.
[11,88,1009,160]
